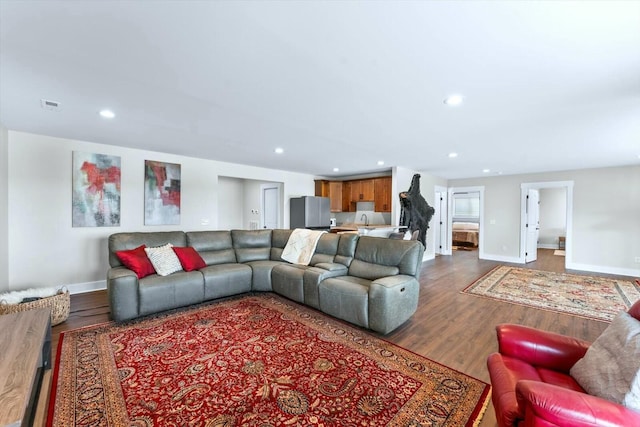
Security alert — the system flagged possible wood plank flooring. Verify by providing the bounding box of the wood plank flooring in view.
[44,249,618,427]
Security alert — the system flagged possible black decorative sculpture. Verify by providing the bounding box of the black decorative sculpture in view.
[399,174,435,246]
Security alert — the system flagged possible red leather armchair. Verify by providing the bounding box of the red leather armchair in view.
[487,300,640,427]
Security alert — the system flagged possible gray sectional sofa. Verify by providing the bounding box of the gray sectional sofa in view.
[107,229,424,334]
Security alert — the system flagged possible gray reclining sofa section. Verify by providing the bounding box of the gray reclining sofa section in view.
[107,229,424,334]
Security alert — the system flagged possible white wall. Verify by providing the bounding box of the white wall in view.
[6,130,315,292]
[244,180,279,230]
[217,177,244,230]
[0,125,8,292]
[538,187,567,248]
[450,165,640,276]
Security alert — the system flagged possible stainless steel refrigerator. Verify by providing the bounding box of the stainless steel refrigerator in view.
[290,196,331,230]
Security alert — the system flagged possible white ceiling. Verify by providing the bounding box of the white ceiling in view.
[1,1,639,179]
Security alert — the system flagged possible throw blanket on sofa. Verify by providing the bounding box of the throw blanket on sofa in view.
[281,228,326,265]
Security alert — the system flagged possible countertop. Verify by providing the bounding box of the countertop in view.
[330,224,407,231]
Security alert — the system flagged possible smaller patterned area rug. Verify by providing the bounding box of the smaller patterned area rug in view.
[463,266,640,322]
[48,294,490,426]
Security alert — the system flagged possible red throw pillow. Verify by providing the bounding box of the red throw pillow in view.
[173,246,206,271]
[115,245,156,279]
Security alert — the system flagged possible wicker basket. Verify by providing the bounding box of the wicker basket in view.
[0,289,70,326]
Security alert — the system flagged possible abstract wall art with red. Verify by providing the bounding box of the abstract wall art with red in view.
[144,160,181,225]
[72,151,121,227]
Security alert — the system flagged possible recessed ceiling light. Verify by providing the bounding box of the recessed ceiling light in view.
[377,160,384,166]
[482,169,491,173]
[274,147,284,154]
[99,109,115,119]
[448,152,458,158]
[333,167,340,172]
[444,94,464,106]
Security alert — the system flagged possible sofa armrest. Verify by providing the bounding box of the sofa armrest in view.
[107,267,140,322]
[302,265,349,309]
[370,274,416,289]
[496,324,590,372]
[516,380,640,427]
[368,275,419,334]
[487,352,524,427]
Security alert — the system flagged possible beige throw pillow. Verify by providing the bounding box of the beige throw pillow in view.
[144,243,183,276]
[570,311,640,410]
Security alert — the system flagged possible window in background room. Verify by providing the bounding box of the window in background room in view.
[453,192,480,219]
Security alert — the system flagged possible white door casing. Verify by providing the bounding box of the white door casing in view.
[525,189,540,263]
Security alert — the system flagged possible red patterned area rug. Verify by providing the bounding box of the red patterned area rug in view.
[48,294,490,426]
[462,266,640,322]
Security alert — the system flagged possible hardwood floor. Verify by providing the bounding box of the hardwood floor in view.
[46,249,617,427]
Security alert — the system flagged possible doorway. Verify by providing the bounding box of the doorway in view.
[447,186,485,258]
[520,181,573,266]
[261,184,281,229]
[538,187,568,251]
[218,177,283,230]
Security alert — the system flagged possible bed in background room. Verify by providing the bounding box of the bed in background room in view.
[452,222,479,247]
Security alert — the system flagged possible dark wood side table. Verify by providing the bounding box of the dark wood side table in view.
[0,307,51,427]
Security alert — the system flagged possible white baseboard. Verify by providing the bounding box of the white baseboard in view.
[537,244,559,250]
[477,255,639,277]
[565,262,640,278]
[422,252,435,262]
[480,253,523,264]
[65,280,107,295]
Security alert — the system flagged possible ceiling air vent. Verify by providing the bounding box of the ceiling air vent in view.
[40,99,61,111]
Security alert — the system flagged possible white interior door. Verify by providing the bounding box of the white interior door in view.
[433,192,441,254]
[525,189,540,262]
[434,190,448,255]
[262,186,279,229]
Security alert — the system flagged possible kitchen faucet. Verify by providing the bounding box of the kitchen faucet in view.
[360,213,369,226]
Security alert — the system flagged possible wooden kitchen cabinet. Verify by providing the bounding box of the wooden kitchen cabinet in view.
[314,180,343,212]
[328,181,343,212]
[361,180,375,201]
[315,180,329,197]
[374,176,392,212]
[350,180,374,202]
[342,181,353,212]
[349,181,361,205]
[318,176,391,213]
